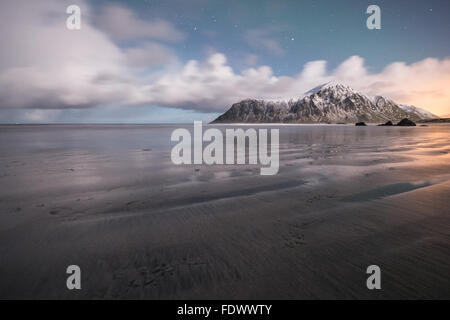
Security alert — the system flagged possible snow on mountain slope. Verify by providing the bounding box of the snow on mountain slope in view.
[304,80,357,97]
[399,105,439,120]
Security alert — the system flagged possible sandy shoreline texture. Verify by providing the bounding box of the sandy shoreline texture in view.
[0,124,449,299]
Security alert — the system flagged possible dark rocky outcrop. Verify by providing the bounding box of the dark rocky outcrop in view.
[396,118,416,126]
[378,120,394,126]
[355,122,367,126]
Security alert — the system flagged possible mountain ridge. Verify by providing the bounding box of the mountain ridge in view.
[212,82,439,124]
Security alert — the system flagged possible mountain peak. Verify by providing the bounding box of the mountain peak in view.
[304,81,355,96]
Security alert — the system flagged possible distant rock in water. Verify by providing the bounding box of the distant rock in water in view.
[355,122,367,126]
[378,121,394,126]
[396,118,416,126]
[212,81,439,124]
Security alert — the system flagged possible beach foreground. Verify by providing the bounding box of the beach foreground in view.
[0,124,449,299]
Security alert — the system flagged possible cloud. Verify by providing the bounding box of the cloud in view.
[136,54,450,115]
[24,109,62,122]
[0,0,179,110]
[244,54,258,66]
[0,0,449,118]
[244,28,285,56]
[95,4,185,42]
[0,0,138,109]
[356,58,450,115]
[124,42,178,68]
[332,56,367,80]
[134,53,281,111]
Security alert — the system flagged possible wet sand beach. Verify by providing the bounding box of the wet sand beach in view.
[0,124,449,299]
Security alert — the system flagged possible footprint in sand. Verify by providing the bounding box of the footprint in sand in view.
[48,206,73,216]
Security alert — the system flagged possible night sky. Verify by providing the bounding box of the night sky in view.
[0,0,449,123]
[98,0,450,74]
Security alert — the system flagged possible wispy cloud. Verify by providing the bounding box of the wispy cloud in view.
[124,42,178,68]
[95,4,185,42]
[243,28,285,56]
[244,54,258,66]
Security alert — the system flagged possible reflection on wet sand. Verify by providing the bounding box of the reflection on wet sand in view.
[0,124,449,299]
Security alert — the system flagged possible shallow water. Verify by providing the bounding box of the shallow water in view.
[0,123,449,199]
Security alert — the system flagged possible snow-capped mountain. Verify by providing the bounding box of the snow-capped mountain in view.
[212,82,438,124]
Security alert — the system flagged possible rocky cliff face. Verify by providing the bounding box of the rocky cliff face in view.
[212,82,438,124]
